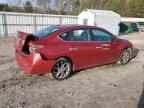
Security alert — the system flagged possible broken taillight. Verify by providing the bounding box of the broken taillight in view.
[29,45,43,53]
[28,42,43,53]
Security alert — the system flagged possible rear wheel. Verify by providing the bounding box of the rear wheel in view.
[50,58,72,81]
[118,49,131,65]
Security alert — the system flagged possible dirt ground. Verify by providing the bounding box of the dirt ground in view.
[0,32,144,108]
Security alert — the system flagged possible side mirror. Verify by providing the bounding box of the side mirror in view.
[112,36,118,42]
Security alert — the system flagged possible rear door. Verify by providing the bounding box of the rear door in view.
[90,28,120,65]
[62,28,97,69]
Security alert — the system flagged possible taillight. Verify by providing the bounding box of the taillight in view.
[29,45,43,53]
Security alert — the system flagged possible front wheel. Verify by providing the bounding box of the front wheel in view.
[50,58,72,81]
[118,49,131,65]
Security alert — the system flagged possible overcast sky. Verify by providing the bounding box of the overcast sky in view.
[0,0,7,3]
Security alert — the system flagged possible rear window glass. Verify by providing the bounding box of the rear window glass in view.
[34,26,61,38]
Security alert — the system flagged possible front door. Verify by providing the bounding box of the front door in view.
[90,28,120,65]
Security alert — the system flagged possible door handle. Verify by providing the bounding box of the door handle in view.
[95,46,103,49]
[102,44,110,47]
[69,48,78,51]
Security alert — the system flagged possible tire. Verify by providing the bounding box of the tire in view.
[50,58,72,81]
[118,49,131,65]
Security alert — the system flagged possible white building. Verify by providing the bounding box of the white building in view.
[78,9,121,35]
[121,17,144,22]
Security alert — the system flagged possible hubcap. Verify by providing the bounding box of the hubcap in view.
[53,60,70,79]
[121,51,130,64]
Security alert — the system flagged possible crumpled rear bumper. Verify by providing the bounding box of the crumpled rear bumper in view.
[15,51,56,74]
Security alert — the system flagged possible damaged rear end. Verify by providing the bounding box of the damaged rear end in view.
[15,31,56,74]
[15,31,39,55]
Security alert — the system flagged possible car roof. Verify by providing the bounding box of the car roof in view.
[50,24,95,29]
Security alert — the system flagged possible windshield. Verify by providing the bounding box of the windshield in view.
[34,26,61,38]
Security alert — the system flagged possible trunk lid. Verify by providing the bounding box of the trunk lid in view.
[15,31,36,54]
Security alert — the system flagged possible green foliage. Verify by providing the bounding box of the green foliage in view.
[0,3,9,11]
[77,0,144,17]
[24,1,33,13]
[129,0,144,17]
[1,0,144,17]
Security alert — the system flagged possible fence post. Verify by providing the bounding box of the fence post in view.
[59,16,62,25]
[0,14,2,36]
[33,16,37,32]
[2,13,8,36]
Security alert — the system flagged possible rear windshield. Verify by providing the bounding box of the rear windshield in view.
[34,26,61,38]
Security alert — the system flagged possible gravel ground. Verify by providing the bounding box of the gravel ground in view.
[0,32,144,108]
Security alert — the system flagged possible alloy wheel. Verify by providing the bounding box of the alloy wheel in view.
[51,58,72,80]
[120,49,130,65]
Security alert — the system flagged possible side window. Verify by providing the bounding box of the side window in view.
[59,32,67,40]
[67,29,89,41]
[91,29,113,42]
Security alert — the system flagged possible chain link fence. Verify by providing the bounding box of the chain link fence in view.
[0,12,78,37]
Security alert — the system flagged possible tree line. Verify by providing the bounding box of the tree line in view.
[0,0,144,17]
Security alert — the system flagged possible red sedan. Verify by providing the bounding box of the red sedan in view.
[15,25,133,80]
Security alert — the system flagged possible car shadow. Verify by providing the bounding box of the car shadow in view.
[70,70,81,78]
[132,47,139,59]
[137,84,144,108]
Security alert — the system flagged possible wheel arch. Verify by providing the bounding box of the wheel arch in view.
[121,47,132,59]
[55,56,74,71]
